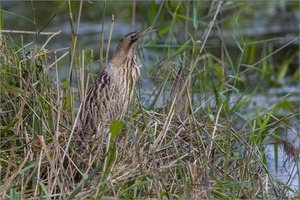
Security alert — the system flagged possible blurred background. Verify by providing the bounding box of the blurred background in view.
[1,0,299,196]
[1,1,299,71]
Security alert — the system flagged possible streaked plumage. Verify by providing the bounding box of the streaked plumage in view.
[78,27,154,134]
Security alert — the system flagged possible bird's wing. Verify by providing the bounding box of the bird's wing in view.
[79,70,111,131]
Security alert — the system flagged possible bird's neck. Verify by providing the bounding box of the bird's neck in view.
[107,52,139,79]
[109,51,136,68]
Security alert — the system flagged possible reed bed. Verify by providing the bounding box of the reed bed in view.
[0,1,299,199]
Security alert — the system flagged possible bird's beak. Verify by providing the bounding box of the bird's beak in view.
[134,26,156,41]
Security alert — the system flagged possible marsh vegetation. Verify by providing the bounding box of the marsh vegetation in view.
[0,1,299,199]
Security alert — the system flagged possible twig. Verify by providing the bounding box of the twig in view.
[131,0,136,32]
[198,1,223,55]
[67,0,84,87]
[106,14,115,66]
[0,29,61,35]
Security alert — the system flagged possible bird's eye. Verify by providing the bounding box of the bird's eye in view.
[131,32,140,41]
[131,35,135,40]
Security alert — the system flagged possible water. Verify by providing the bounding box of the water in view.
[2,1,299,196]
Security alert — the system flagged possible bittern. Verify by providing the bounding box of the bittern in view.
[78,27,154,134]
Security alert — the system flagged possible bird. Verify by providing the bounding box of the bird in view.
[77,27,154,135]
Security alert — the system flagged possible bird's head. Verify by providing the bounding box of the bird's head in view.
[110,26,155,65]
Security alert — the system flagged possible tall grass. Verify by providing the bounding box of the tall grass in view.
[1,1,299,199]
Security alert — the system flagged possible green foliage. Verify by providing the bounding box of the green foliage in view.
[0,0,299,199]
[110,120,125,140]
